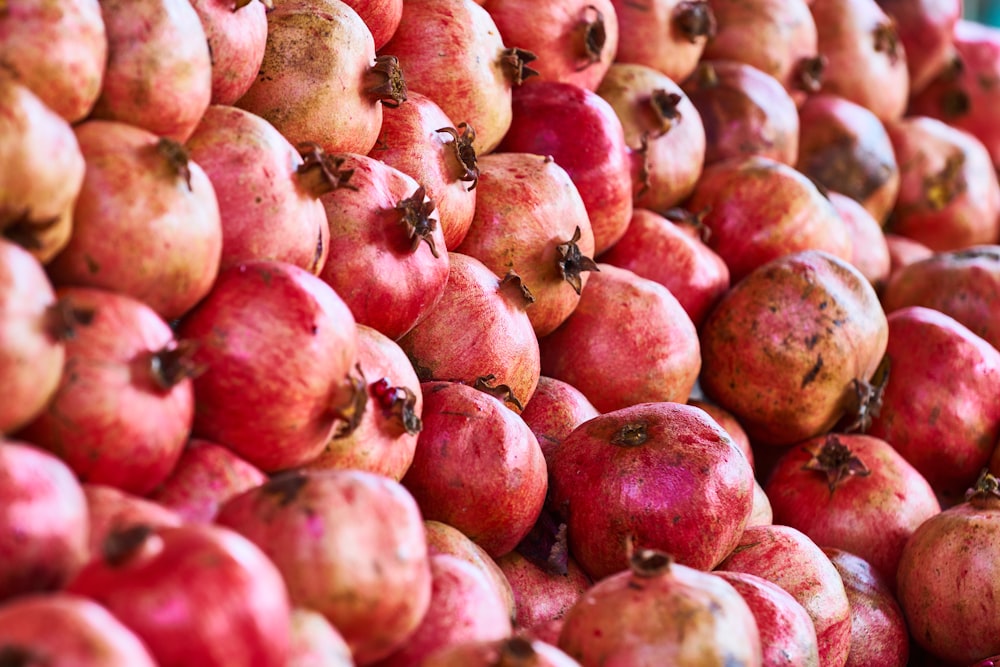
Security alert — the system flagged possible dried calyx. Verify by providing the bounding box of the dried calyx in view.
[556,226,599,295]
[612,421,648,447]
[576,5,608,70]
[149,340,206,391]
[837,355,890,434]
[794,55,827,94]
[647,89,683,137]
[370,378,423,436]
[662,206,711,243]
[330,365,369,438]
[873,20,903,65]
[473,374,524,412]
[366,55,408,108]
[263,471,310,506]
[674,1,717,43]
[500,48,540,86]
[965,469,1000,507]
[436,123,480,191]
[44,298,96,342]
[499,271,536,310]
[296,143,358,197]
[629,548,674,578]
[103,524,156,567]
[0,207,60,251]
[396,186,440,258]
[801,434,871,492]
[493,637,541,667]
[156,138,193,191]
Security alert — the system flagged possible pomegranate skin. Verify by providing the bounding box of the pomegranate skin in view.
[287,607,354,667]
[189,0,269,105]
[520,376,600,464]
[82,484,182,558]
[876,0,961,95]
[884,233,933,281]
[423,637,583,667]
[688,399,753,471]
[548,402,754,580]
[496,550,593,635]
[828,191,891,287]
[345,0,403,49]
[609,0,717,83]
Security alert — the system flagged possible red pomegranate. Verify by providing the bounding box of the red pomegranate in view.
[16,287,196,496]
[0,441,89,602]
[688,399,754,470]
[48,120,223,321]
[176,260,360,472]
[609,0,717,82]
[496,550,592,636]
[547,401,754,580]
[519,376,600,464]
[538,264,701,413]
[344,0,403,49]
[699,250,889,446]
[828,190,891,287]
[287,607,354,667]
[189,0,269,105]
[875,0,962,94]
[883,233,934,281]
[216,470,433,665]
[454,152,597,337]
[82,484,182,557]
[423,637,582,667]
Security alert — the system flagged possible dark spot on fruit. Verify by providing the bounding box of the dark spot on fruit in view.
[819,301,828,310]
[805,333,820,349]
[801,355,823,387]
[673,515,681,524]
[84,254,100,274]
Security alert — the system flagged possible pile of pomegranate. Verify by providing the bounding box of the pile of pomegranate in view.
[5,0,1000,664]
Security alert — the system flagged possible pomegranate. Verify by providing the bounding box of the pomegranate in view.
[236,0,407,156]
[423,637,582,667]
[67,523,292,667]
[866,306,1000,499]
[345,0,404,49]
[48,120,223,321]
[0,76,85,264]
[688,398,754,470]
[717,524,852,667]
[396,252,540,413]
[184,105,334,275]
[714,570,821,667]
[699,250,889,446]
[0,593,157,667]
[597,208,730,329]
[402,381,547,558]
[823,548,910,667]
[317,152,450,340]
[371,554,513,667]
[380,0,537,155]
[189,0,269,105]
[90,0,212,142]
[538,264,701,413]
[883,233,933,280]
[176,260,360,472]
[547,401,754,580]
[16,287,195,496]
[0,441,88,601]
[875,0,962,94]
[596,63,707,211]
[764,433,941,590]
[147,439,267,523]
[795,94,901,225]
[0,0,106,123]
[558,549,762,667]
[482,0,618,91]
[828,190,891,287]
[496,550,592,635]
[288,607,354,667]
[216,470,432,665]
[896,471,1000,664]
[701,0,823,106]
[498,80,633,255]
[749,479,774,527]
[609,0,716,82]
[519,376,600,464]
[454,152,598,337]
[681,59,800,167]
[303,324,423,481]
[685,156,853,283]
[82,484,182,557]
[368,91,478,250]
[809,0,909,122]
[884,115,1000,251]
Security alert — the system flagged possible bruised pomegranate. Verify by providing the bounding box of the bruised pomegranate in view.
[548,402,754,580]
[189,0,269,105]
[828,190,891,287]
[82,484,181,560]
[16,287,195,496]
[423,637,582,667]
[520,376,600,463]
[0,441,88,602]
[176,260,360,472]
[216,470,432,665]
[699,250,889,446]
[287,607,354,667]
[875,0,962,94]
[609,0,716,82]
[496,550,592,636]
[538,264,700,413]
[558,549,762,667]
[454,152,597,337]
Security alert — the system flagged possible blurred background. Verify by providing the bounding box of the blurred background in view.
[965,0,1000,25]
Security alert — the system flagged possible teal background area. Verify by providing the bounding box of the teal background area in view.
[966,0,1000,26]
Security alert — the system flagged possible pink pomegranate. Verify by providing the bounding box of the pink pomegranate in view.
[866,306,1000,499]
[795,94,901,225]
[0,0,107,123]
[16,287,195,496]
[538,264,701,413]
[236,0,407,156]
[189,0,268,105]
[287,607,354,667]
[685,156,853,283]
[828,190,891,287]
[176,260,360,472]
[344,0,403,49]
[883,233,933,280]
[482,0,619,91]
[496,550,592,636]
[498,80,634,255]
[0,76,85,264]
[558,549,762,667]
[454,152,597,337]
[216,470,432,665]
[717,524,852,667]
[688,399,754,470]
[147,439,267,523]
[423,637,582,667]
[402,381,547,558]
[596,63,707,211]
[681,59,800,167]
[83,484,182,558]
[0,441,88,601]
[884,115,1000,251]
[875,0,962,94]
[699,250,889,446]
[519,376,600,464]
[380,0,536,155]
[303,324,423,481]
[91,0,212,142]
[548,401,754,580]
[317,153,449,339]
[368,91,478,250]
[810,0,909,122]
[396,252,541,413]
[48,120,222,321]
[701,0,823,106]
[597,207,730,329]
[67,523,292,667]
[184,105,334,275]
[0,593,158,667]
[609,0,717,83]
